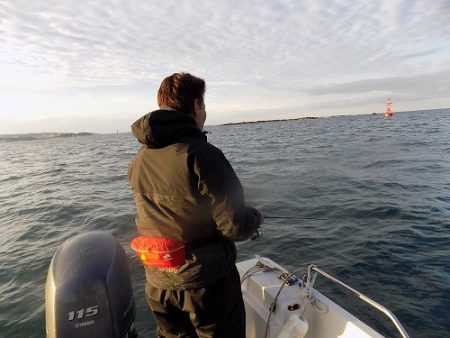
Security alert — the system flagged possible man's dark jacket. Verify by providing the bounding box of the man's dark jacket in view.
[128,109,260,289]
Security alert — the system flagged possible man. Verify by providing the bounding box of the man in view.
[128,72,263,337]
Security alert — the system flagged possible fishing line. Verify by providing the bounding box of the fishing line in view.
[264,215,331,221]
[250,215,332,240]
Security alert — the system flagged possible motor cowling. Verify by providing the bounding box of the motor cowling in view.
[45,231,137,338]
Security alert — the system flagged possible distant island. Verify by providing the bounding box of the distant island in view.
[222,116,319,126]
[0,132,96,142]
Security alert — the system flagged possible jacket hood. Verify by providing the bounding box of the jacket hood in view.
[131,109,206,148]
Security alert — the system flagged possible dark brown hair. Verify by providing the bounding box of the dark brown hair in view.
[157,73,205,116]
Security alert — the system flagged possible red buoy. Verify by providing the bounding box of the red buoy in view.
[385,97,393,118]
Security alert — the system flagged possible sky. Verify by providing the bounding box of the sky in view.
[1,0,449,134]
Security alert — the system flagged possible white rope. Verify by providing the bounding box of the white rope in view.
[297,265,330,318]
[240,260,279,285]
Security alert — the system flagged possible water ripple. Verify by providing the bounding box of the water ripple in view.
[0,111,449,337]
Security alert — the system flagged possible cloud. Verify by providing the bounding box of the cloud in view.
[305,69,450,97]
[1,0,450,132]
[398,48,441,60]
[2,1,448,82]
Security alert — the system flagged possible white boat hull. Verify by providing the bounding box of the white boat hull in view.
[237,257,385,338]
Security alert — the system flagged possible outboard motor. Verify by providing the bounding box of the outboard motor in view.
[46,231,137,338]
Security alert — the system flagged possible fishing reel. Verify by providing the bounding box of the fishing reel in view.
[250,227,263,241]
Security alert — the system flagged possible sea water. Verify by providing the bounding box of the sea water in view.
[0,109,449,337]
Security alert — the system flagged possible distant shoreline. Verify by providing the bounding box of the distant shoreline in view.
[220,108,450,126]
[2,108,449,135]
[222,116,319,126]
[0,132,96,142]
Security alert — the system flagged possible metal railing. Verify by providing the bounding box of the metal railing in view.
[309,265,410,338]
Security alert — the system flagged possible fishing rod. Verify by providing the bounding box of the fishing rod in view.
[251,215,332,240]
